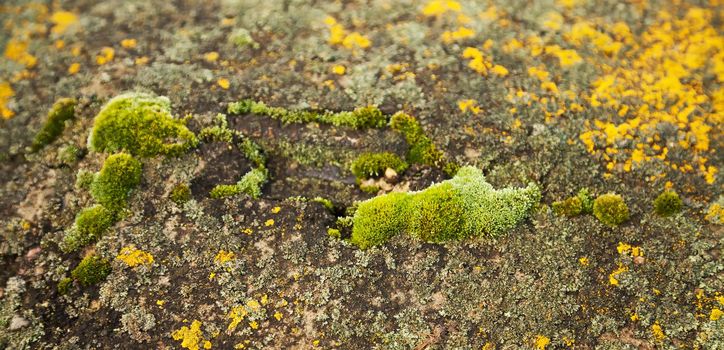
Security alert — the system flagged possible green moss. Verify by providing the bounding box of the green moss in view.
[210,166,268,199]
[327,228,341,239]
[390,112,447,167]
[350,192,409,249]
[71,255,111,287]
[593,193,629,227]
[653,190,682,216]
[239,138,266,167]
[62,205,117,252]
[349,166,540,248]
[31,98,76,152]
[88,92,198,157]
[170,184,192,205]
[553,188,594,217]
[90,153,142,211]
[57,144,81,164]
[57,277,73,295]
[199,113,235,143]
[75,169,95,190]
[351,152,408,179]
[227,99,386,129]
[407,182,466,242]
[311,197,334,211]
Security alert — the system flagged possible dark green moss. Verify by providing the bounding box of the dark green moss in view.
[170,183,192,205]
[71,255,112,287]
[62,205,117,252]
[227,99,386,129]
[351,152,408,179]
[593,193,629,227]
[653,190,682,216]
[89,92,198,157]
[57,277,73,295]
[31,98,76,152]
[390,112,445,167]
[552,196,582,216]
[90,153,142,211]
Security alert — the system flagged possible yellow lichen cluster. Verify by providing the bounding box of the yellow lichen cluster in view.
[462,46,508,77]
[616,242,643,257]
[214,250,236,265]
[608,264,628,286]
[458,99,481,115]
[0,82,14,119]
[534,334,550,350]
[323,16,371,51]
[172,320,212,350]
[421,0,461,17]
[116,245,154,267]
[574,8,721,183]
[95,47,115,65]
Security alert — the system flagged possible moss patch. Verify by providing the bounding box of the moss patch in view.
[653,190,683,216]
[89,92,198,157]
[71,255,112,287]
[62,205,117,252]
[90,153,142,211]
[31,98,76,152]
[349,166,540,248]
[593,193,630,227]
[228,99,386,129]
[350,152,408,180]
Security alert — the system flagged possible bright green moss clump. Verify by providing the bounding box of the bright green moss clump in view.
[351,152,408,179]
[31,98,76,152]
[90,153,142,211]
[89,92,198,157]
[390,112,444,166]
[350,166,540,249]
[227,99,386,129]
[210,166,269,199]
[71,255,112,287]
[62,205,116,252]
[653,190,682,216]
[593,193,629,227]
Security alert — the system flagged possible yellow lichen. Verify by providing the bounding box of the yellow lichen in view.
[534,335,550,350]
[172,320,211,350]
[50,11,78,34]
[217,78,230,89]
[214,250,236,264]
[116,245,154,267]
[95,47,114,65]
[0,82,15,120]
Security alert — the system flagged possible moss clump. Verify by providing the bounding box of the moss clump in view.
[349,166,540,249]
[57,277,73,295]
[170,184,192,205]
[71,255,112,287]
[210,166,269,199]
[75,169,95,190]
[350,192,410,249]
[552,188,594,217]
[89,92,198,157]
[90,153,142,211]
[62,205,117,252]
[390,112,444,166]
[239,138,266,167]
[351,152,408,179]
[593,193,629,227]
[227,99,386,129]
[199,113,234,143]
[31,98,76,152]
[327,228,341,239]
[653,190,682,216]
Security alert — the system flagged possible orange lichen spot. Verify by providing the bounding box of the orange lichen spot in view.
[95,47,115,65]
[214,250,236,264]
[172,320,212,350]
[50,11,78,34]
[534,335,550,349]
[217,78,230,90]
[116,245,154,267]
[204,52,219,62]
[67,63,80,75]
[421,0,462,16]
[458,99,481,114]
[4,40,37,68]
[0,82,15,120]
[120,38,137,49]
[331,65,346,75]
